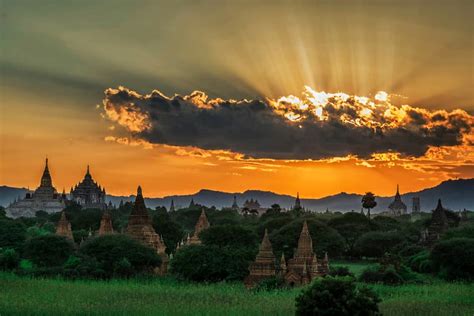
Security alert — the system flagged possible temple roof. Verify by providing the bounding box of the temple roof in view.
[295,221,313,257]
[388,184,407,210]
[40,158,52,187]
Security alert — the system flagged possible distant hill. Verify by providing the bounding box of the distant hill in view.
[1,178,473,213]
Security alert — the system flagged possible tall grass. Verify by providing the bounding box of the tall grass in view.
[1,268,473,315]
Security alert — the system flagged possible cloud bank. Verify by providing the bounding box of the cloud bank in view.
[102,86,473,160]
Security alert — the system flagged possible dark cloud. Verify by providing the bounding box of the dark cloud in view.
[102,86,474,160]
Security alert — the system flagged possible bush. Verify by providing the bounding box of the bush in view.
[295,276,381,316]
[431,238,474,280]
[79,234,161,278]
[23,235,74,267]
[442,225,474,240]
[170,245,253,282]
[63,255,106,279]
[407,250,433,273]
[359,265,403,285]
[253,276,287,292]
[329,266,354,278]
[354,231,405,258]
[359,264,423,285]
[0,219,26,250]
[0,248,20,270]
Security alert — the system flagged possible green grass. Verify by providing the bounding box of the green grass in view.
[1,267,473,316]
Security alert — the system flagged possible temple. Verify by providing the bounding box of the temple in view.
[231,195,239,210]
[244,229,276,287]
[283,221,329,286]
[292,192,303,211]
[126,186,169,274]
[56,211,73,240]
[422,199,449,247]
[98,209,114,235]
[187,209,210,245]
[70,165,107,210]
[245,221,329,288]
[5,158,66,218]
[388,185,407,216]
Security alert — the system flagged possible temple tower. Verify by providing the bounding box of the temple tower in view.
[388,185,407,216]
[424,199,449,247]
[56,211,73,240]
[98,209,114,235]
[293,192,302,210]
[126,186,168,274]
[244,229,276,288]
[412,197,421,213]
[169,199,175,212]
[188,209,210,245]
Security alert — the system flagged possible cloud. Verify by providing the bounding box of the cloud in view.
[102,86,474,160]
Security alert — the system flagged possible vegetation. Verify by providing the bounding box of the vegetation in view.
[296,276,381,315]
[2,270,474,315]
[430,238,474,280]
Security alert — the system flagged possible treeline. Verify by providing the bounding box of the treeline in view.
[0,203,473,282]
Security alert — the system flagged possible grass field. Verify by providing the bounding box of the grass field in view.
[1,263,473,316]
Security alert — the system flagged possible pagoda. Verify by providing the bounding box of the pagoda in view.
[423,199,449,247]
[71,165,107,210]
[98,209,114,235]
[6,158,66,218]
[126,186,168,274]
[388,185,407,216]
[188,209,210,245]
[56,211,73,240]
[283,221,329,286]
[244,229,276,288]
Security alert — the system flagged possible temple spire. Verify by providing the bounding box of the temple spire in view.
[40,157,52,187]
[396,184,400,196]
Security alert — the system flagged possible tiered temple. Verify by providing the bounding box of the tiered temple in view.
[6,158,66,218]
[56,211,73,240]
[388,185,407,216]
[98,209,114,235]
[126,186,169,274]
[70,165,107,210]
[244,229,276,287]
[188,209,210,245]
[422,199,449,247]
[245,221,329,288]
[283,221,329,286]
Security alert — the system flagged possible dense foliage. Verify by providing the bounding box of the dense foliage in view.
[23,235,74,267]
[431,238,474,280]
[295,276,381,316]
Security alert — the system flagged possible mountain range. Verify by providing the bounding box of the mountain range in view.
[1,178,472,213]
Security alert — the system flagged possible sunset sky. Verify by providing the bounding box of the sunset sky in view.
[1,0,473,198]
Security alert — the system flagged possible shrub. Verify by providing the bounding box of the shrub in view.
[359,264,422,285]
[0,219,26,250]
[23,235,74,267]
[170,245,253,282]
[253,276,287,292]
[431,238,474,280]
[407,250,433,273]
[63,255,106,279]
[295,276,381,316]
[329,266,354,278]
[354,231,405,258]
[442,225,474,240]
[79,234,161,278]
[0,248,20,270]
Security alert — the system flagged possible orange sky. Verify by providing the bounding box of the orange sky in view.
[0,0,473,198]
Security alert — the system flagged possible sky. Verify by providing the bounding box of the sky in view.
[0,0,473,198]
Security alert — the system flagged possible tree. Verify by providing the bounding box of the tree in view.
[354,231,405,258]
[431,238,474,280]
[23,235,74,267]
[0,219,26,251]
[361,192,377,219]
[200,225,258,249]
[295,276,381,316]
[152,211,184,254]
[328,213,372,256]
[170,245,252,282]
[79,235,161,278]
